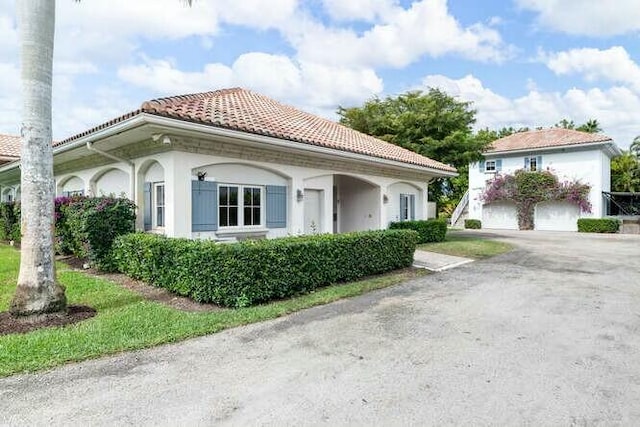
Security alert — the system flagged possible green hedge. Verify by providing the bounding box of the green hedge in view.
[112,229,419,308]
[388,219,447,243]
[464,219,481,229]
[577,218,620,233]
[0,202,20,241]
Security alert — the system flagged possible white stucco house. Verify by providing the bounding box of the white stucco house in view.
[0,88,456,240]
[454,128,621,231]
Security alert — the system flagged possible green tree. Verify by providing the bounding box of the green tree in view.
[555,118,602,133]
[338,89,491,211]
[576,119,602,133]
[611,150,640,192]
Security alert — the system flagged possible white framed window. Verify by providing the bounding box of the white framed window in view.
[485,160,496,172]
[153,182,165,228]
[399,193,414,222]
[527,156,538,171]
[219,184,263,228]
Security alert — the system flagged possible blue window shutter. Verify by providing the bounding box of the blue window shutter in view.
[524,157,530,170]
[400,194,407,221]
[479,160,486,172]
[143,182,152,231]
[266,185,287,228]
[410,195,416,220]
[537,156,542,170]
[496,159,502,171]
[192,180,218,232]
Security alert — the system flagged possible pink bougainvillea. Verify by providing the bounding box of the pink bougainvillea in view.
[481,169,591,230]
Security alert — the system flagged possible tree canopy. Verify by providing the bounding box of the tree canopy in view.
[338,89,493,212]
[338,89,489,169]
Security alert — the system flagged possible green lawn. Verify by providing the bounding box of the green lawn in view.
[417,231,513,259]
[0,245,424,377]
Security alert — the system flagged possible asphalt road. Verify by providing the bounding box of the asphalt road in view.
[2,230,640,426]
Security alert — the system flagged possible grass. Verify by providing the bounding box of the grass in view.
[417,231,513,259]
[0,245,424,377]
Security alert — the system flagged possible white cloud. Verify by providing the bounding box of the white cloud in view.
[542,46,640,93]
[420,74,640,148]
[118,54,383,116]
[288,0,511,68]
[321,0,400,22]
[516,0,640,36]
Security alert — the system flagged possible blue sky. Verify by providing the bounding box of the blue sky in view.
[1,0,639,148]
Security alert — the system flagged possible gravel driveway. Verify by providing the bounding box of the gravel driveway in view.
[2,230,639,426]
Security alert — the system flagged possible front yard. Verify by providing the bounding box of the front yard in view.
[418,230,513,259]
[0,244,423,377]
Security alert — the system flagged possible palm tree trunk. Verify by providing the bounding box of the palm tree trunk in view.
[10,0,66,315]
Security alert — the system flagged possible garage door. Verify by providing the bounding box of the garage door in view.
[535,201,579,231]
[482,202,518,230]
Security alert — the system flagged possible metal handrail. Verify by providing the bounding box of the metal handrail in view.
[451,189,469,226]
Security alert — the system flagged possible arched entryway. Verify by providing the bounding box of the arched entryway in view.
[333,175,381,233]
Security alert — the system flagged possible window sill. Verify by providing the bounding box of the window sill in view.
[216,228,268,240]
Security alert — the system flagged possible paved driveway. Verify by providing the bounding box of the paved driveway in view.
[2,231,640,426]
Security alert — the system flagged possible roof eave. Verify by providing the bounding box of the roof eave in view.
[0,112,457,179]
[485,140,619,157]
[143,114,458,178]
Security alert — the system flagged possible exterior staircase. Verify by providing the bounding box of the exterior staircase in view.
[450,189,469,227]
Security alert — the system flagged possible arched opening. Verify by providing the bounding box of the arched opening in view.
[334,174,381,233]
[138,161,165,231]
[57,176,85,197]
[91,167,130,198]
[387,181,423,224]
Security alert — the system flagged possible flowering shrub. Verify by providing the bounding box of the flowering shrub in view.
[1,196,136,271]
[481,169,591,230]
[65,196,137,271]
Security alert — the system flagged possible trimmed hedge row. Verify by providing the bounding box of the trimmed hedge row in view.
[389,219,447,243]
[577,218,620,233]
[464,219,481,229]
[112,229,419,308]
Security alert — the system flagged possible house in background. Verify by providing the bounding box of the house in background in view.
[0,134,21,202]
[0,88,456,239]
[452,128,621,231]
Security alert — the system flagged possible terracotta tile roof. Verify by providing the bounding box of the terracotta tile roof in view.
[0,134,21,160]
[486,128,613,153]
[59,88,456,173]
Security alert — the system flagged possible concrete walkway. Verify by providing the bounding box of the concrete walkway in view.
[413,249,474,271]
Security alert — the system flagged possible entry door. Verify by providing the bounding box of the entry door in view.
[304,189,322,234]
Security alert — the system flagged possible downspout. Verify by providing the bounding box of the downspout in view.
[86,142,136,203]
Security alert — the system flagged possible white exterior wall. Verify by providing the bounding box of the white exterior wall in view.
[386,182,424,224]
[167,151,429,239]
[468,147,610,231]
[95,169,130,197]
[1,148,432,239]
[57,164,131,198]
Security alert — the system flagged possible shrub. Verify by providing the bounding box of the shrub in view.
[577,218,620,233]
[64,197,137,271]
[388,219,447,243]
[0,202,19,241]
[112,229,419,308]
[464,219,481,229]
[1,196,136,270]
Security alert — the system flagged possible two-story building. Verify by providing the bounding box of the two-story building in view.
[459,128,620,231]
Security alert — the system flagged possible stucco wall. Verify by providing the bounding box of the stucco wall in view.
[469,147,610,230]
[386,182,423,224]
